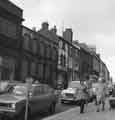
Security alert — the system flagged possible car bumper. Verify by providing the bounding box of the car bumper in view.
[0,107,16,118]
[61,97,81,102]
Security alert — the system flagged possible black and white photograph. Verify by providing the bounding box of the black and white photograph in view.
[0,0,115,120]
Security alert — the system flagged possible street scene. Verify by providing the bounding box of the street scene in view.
[0,0,115,120]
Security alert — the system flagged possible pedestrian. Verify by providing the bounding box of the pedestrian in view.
[84,78,90,111]
[101,79,107,111]
[95,77,107,112]
[79,81,88,114]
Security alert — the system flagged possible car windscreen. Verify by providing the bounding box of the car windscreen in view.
[68,82,81,89]
[112,89,115,97]
[11,85,28,96]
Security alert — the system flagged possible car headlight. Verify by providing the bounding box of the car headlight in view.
[61,92,65,97]
[11,103,16,109]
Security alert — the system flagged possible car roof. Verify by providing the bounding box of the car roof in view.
[68,81,81,88]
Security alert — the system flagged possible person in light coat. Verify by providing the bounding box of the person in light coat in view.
[95,78,107,112]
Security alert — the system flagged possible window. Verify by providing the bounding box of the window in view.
[46,46,51,58]
[1,57,16,80]
[38,64,44,79]
[0,17,17,39]
[23,34,30,50]
[43,85,53,94]
[29,39,33,52]
[51,71,57,87]
[33,86,43,96]
[52,48,57,61]
[30,62,36,76]
[60,54,63,66]
[45,64,50,80]
[21,60,28,80]
[32,39,37,54]
[62,42,65,50]
[59,41,63,48]
[37,42,40,55]
[63,56,66,67]
[36,64,39,78]
[39,43,44,57]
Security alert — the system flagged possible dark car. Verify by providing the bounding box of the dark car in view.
[0,83,58,120]
[109,88,115,108]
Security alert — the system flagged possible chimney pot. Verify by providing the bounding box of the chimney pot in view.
[51,25,57,34]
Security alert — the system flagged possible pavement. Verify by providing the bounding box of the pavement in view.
[42,98,115,120]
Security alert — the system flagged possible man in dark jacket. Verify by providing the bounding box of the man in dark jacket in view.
[79,81,88,113]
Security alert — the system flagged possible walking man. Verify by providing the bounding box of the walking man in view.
[79,81,88,113]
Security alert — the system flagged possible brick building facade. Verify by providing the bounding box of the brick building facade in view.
[22,24,58,88]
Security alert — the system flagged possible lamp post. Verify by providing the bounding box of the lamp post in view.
[25,76,33,120]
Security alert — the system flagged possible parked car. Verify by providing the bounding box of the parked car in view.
[0,83,58,120]
[109,88,115,108]
[107,84,114,96]
[60,81,89,104]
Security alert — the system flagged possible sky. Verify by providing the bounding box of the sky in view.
[10,0,115,82]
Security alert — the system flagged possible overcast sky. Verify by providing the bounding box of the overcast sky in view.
[11,0,115,81]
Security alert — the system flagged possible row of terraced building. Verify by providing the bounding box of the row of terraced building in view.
[0,0,110,89]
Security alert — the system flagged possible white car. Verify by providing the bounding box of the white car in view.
[60,81,83,104]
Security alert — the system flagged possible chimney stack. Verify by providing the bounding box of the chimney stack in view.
[63,28,73,43]
[41,22,49,30]
[50,25,57,34]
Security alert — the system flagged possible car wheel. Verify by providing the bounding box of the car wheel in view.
[49,103,56,114]
[1,115,10,120]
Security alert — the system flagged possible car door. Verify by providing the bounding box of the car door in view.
[30,85,44,113]
[42,85,55,108]
[36,85,50,111]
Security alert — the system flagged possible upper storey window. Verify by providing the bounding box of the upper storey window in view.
[0,17,17,39]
